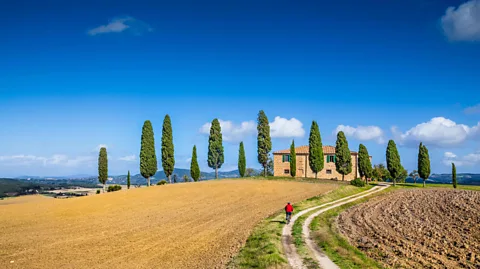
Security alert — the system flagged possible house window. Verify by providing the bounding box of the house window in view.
[326,155,336,163]
[282,154,291,162]
[326,169,332,174]
[284,169,290,174]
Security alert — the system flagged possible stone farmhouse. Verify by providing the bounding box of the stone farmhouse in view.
[273,145,371,181]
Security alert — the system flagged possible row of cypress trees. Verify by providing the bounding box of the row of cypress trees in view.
[98,111,442,188]
[134,110,273,185]
[282,120,434,187]
[98,111,273,187]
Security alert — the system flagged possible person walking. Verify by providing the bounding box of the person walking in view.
[285,202,294,224]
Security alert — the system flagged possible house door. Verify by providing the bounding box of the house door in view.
[298,169,304,177]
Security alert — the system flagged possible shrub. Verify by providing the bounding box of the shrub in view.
[157,180,167,185]
[350,178,366,187]
[107,185,122,192]
[96,189,101,194]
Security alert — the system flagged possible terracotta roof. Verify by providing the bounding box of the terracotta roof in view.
[273,145,357,155]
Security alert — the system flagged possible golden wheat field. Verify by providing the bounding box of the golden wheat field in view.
[0,195,51,205]
[0,179,336,269]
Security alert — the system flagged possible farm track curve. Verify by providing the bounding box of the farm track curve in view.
[282,184,390,269]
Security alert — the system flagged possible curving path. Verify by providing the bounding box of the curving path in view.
[282,184,390,269]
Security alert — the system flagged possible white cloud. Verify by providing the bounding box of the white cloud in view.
[441,0,480,41]
[199,119,256,142]
[392,117,480,147]
[444,152,457,158]
[464,103,480,114]
[87,16,153,36]
[199,116,305,141]
[443,151,480,166]
[185,157,192,163]
[118,155,136,162]
[0,154,95,167]
[334,125,385,144]
[270,116,305,138]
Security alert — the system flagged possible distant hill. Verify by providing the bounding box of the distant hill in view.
[15,169,243,185]
[110,168,241,185]
[13,171,480,186]
[424,173,480,185]
[0,178,98,198]
[16,174,94,180]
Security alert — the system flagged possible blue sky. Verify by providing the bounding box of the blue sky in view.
[1,0,480,177]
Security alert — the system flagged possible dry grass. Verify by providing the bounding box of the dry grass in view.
[0,179,336,269]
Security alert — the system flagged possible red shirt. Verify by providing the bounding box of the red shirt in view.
[285,204,293,213]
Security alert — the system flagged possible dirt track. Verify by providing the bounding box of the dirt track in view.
[338,189,480,268]
[0,180,335,269]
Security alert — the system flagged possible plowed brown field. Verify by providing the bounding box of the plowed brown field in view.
[0,180,336,269]
[338,189,480,269]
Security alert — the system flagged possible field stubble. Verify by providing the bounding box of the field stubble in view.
[338,189,480,268]
[0,180,336,269]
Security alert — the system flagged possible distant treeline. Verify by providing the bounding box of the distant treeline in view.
[0,178,98,198]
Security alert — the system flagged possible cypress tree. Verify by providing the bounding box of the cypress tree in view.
[190,145,200,182]
[335,131,352,181]
[98,147,108,193]
[140,120,158,187]
[417,142,431,187]
[208,119,224,179]
[290,140,297,177]
[358,144,373,185]
[452,163,457,189]
[386,140,402,187]
[308,121,324,179]
[257,110,272,177]
[238,142,246,177]
[127,170,131,189]
[161,115,175,183]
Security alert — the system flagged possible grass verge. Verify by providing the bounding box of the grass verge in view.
[308,188,394,269]
[231,176,351,185]
[395,182,480,191]
[227,184,372,269]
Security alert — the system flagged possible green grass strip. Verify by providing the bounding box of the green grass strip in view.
[228,184,372,269]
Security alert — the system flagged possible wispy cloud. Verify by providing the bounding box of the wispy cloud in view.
[87,16,153,36]
[443,151,480,166]
[334,125,385,144]
[199,119,256,142]
[464,103,480,114]
[440,0,480,42]
[118,155,136,162]
[0,154,95,167]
